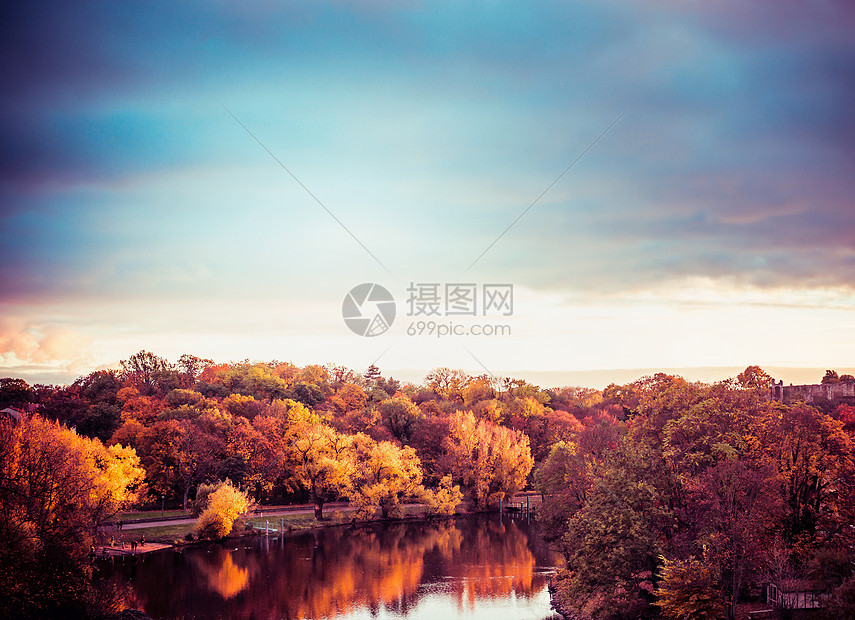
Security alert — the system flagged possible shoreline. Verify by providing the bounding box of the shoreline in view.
[98,506,538,553]
[94,541,171,558]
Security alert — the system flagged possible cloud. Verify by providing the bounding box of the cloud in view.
[0,318,93,370]
[1,0,854,307]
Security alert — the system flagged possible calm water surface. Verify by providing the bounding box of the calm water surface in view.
[98,514,561,620]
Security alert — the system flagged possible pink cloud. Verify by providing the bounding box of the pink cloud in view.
[0,318,92,369]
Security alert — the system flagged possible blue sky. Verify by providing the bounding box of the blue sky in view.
[2,1,854,387]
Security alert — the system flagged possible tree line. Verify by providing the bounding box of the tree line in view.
[2,357,854,618]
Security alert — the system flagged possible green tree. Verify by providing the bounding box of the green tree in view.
[290,381,326,408]
[220,362,291,401]
[379,396,424,444]
[688,458,782,619]
[363,364,381,386]
[534,440,590,538]
[556,439,673,619]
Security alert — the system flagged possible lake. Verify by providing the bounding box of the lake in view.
[98,514,562,620]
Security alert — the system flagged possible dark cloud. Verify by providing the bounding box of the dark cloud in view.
[1,0,854,302]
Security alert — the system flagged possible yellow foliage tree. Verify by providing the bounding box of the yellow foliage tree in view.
[290,421,354,520]
[350,434,425,519]
[445,411,534,509]
[195,480,250,539]
[420,474,464,517]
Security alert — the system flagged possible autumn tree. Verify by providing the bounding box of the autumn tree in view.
[177,353,213,388]
[117,386,167,425]
[244,413,289,502]
[290,419,354,519]
[462,375,496,407]
[822,369,841,384]
[504,396,553,461]
[419,474,463,517]
[737,365,774,390]
[195,479,251,539]
[222,414,277,496]
[425,367,471,403]
[444,411,534,509]
[656,555,725,620]
[0,377,33,408]
[602,381,640,417]
[0,415,143,618]
[176,417,224,509]
[223,393,262,419]
[756,403,855,550]
[120,350,173,395]
[349,434,425,519]
[129,419,183,504]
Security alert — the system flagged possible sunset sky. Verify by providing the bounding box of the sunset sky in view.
[2,1,854,387]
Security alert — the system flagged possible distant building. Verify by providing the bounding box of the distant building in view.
[1,407,26,422]
[767,579,823,610]
[769,379,855,406]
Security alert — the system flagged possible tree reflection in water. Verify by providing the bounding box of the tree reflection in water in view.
[101,515,559,620]
[192,550,252,599]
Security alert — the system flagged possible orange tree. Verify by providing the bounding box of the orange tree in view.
[0,414,143,618]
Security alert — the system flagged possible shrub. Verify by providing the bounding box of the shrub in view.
[194,480,250,540]
[421,475,463,517]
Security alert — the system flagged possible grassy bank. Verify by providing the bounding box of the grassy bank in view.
[109,523,193,544]
[107,503,443,545]
[110,511,347,545]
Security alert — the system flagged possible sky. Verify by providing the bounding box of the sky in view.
[2,0,854,388]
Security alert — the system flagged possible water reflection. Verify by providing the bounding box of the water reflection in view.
[192,550,251,599]
[101,515,559,619]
